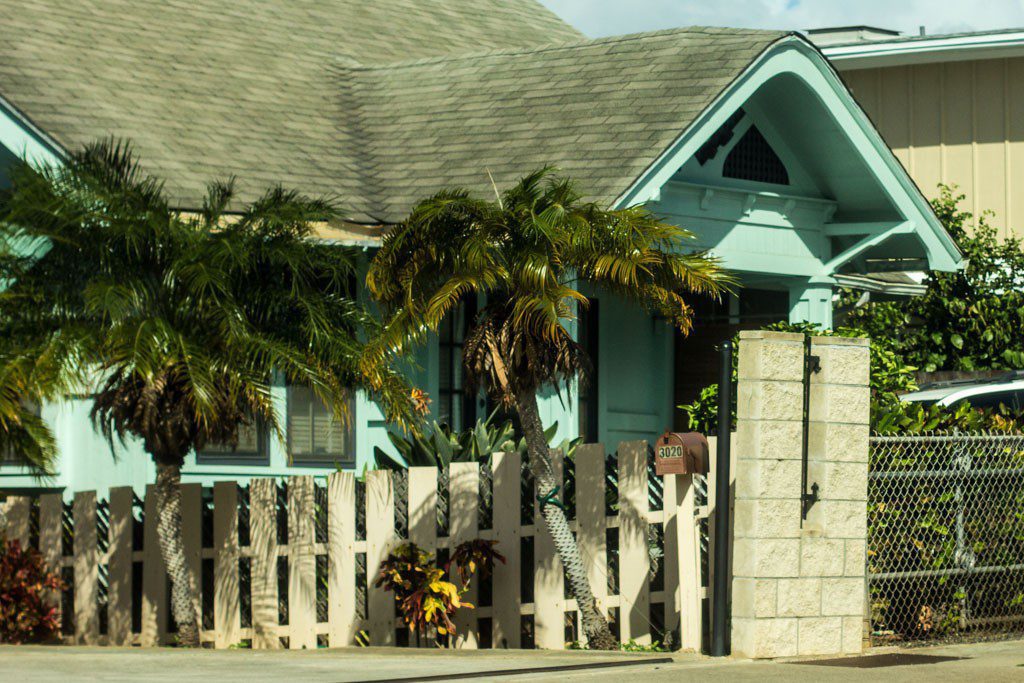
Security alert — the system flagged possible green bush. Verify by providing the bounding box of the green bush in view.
[0,538,63,644]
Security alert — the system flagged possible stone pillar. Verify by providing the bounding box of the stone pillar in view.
[730,331,870,659]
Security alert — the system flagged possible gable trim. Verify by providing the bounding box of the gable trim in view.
[615,35,964,273]
[0,92,64,168]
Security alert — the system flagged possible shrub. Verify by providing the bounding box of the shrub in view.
[0,538,63,644]
[375,539,504,640]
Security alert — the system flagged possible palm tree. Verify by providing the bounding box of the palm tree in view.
[0,140,414,646]
[367,169,732,649]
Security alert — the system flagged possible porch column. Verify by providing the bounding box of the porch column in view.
[788,277,833,328]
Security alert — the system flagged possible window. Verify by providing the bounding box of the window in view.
[438,297,478,431]
[723,126,789,185]
[578,300,599,443]
[287,385,355,466]
[196,422,268,465]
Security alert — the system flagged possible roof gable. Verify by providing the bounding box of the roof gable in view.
[619,37,963,273]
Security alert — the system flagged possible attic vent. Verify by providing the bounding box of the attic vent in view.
[723,126,789,185]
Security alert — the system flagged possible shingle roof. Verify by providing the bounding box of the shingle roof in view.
[347,28,787,220]
[0,0,786,223]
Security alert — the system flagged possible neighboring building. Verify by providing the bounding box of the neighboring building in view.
[0,1,961,495]
[815,26,1024,240]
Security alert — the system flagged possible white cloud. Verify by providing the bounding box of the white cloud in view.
[539,0,1024,38]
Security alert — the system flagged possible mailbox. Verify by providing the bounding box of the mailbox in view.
[654,431,709,476]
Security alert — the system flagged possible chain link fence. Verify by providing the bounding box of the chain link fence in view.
[869,432,1024,645]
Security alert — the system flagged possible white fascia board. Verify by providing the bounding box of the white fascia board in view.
[0,93,64,168]
[832,273,926,297]
[822,32,1024,69]
[615,35,965,275]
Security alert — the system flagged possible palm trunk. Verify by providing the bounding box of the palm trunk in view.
[514,388,617,651]
[153,460,200,647]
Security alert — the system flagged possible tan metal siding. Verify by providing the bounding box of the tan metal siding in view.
[842,57,1024,239]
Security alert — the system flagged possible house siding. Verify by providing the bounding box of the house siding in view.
[841,57,1024,239]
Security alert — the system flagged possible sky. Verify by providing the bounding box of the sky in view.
[538,0,1024,38]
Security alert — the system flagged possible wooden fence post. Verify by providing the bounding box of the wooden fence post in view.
[327,471,356,648]
[249,478,279,649]
[213,481,240,648]
[664,473,702,651]
[450,462,479,648]
[618,440,651,645]
[287,475,316,649]
[574,444,609,647]
[73,490,99,645]
[107,487,134,645]
[365,469,395,645]
[533,449,564,649]
[490,452,521,649]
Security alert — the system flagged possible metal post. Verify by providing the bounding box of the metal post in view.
[711,341,732,657]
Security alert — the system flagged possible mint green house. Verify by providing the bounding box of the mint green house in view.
[0,0,961,496]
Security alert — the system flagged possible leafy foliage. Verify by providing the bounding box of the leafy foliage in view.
[0,538,63,643]
[842,185,1024,373]
[367,167,732,408]
[0,139,415,465]
[375,540,504,639]
[679,321,915,434]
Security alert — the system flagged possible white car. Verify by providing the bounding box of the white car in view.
[900,374,1024,410]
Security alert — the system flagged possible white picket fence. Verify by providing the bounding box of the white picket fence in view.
[2,439,729,651]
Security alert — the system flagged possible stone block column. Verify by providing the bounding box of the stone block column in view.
[730,331,870,659]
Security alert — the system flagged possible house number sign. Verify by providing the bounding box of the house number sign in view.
[654,431,709,476]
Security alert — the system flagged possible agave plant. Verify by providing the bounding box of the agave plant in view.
[374,411,579,471]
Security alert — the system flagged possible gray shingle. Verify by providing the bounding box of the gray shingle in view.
[0,2,786,223]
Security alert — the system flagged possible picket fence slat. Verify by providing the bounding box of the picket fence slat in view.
[327,471,356,648]
[181,483,202,642]
[490,451,521,648]
[450,462,479,648]
[574,443,608,647]
[108,486,134,645]
[14,439,710,654]
[618,440,651,645]
[141,484,166,646]
[249,478,278,649]
[73,490,99,644]
[213,481,240,648]
[4,496,30,546]
[408,466,438,647]
[38,493,63,618]
[365,469,395,645]
[288,476,316,649]
[533,450,564,649]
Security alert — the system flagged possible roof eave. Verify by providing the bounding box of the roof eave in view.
[821,31,1024,69]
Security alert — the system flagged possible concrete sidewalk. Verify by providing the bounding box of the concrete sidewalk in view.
[1,640,1022,682]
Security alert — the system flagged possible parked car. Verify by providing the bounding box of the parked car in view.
[901,372,1024,410]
